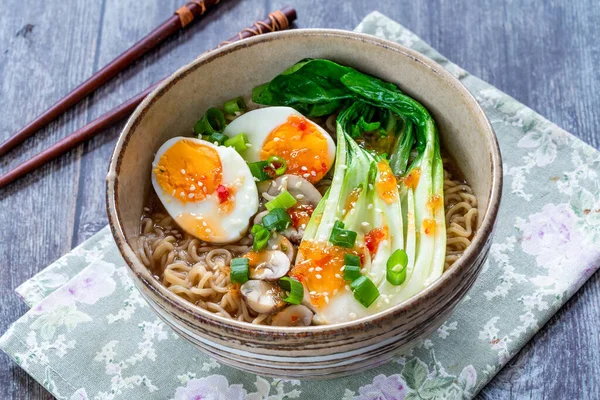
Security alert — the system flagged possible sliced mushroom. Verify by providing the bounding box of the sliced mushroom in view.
[267,233,295,262]
[272,305,314,327]
[254,210,269,225]
[267,175,322,207]
[240,280,284,314]
[249,250,290,281]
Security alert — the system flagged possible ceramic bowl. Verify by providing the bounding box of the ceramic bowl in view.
[106,29,502,379]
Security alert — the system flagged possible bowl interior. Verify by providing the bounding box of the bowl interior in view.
[108,29,500,330]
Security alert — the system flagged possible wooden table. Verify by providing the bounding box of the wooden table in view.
[1,0,598,398]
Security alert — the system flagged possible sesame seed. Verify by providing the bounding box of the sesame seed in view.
[311,171,316,176]
[345,285,350,291]
[253,177,260,182]
[246,143,253,147]
[188,193,194,199]
[340,266,345,271]
[301,166,308,171]
[376,208,383,213]
[181,169,186,174]
[334,274,341,279]
[315,274,322,279]
[272,245,278,250]
[190,185,196,191]
[206,229,211,233]
[323,292,329,296]
[324,296,330,304]
[349,312,356,319]
[296,194,305,200]
[362,222,370,226]
[309,267,314,272]
[303,173,310,178]
[171,190,176,196]
[273,137,281,142]
[315,267,322,272]
[301,223,306,229]
[198,182,203,186]
[309,291,316,295]
[367,204,374,209]
[202,221,207,226]
[180,192,185,197]
[333,289,338,295]
[295,181,303,188]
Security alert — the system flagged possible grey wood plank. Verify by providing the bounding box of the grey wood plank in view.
[1,0,598,399]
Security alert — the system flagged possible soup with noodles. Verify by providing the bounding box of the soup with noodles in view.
[137,59,478,326]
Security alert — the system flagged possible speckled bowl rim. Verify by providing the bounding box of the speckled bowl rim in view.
[106,29,502,338]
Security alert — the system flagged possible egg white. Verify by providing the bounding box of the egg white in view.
[151,137,259,244]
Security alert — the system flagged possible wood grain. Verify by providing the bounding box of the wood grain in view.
[0,0,598,398]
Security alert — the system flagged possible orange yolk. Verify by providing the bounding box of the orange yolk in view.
[175,213,225,242]
[260,115,331,183]
[154,140,222,202]
[291,240,360,308]
[422,218,436,235]
[376,160,399,204]
[403,168,421,190]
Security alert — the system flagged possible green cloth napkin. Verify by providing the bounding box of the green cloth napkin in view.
[3,12,600,400]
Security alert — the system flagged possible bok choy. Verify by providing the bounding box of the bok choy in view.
[253,59,445,323]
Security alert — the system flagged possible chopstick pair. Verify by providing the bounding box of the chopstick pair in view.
[0,4,297,189]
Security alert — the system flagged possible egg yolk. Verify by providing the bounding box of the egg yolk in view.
[291,240,360,308]
[376,160,399,204]
[154,140,222,202]
[260,115,331,183]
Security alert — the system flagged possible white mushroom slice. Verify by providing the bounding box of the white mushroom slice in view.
[254,210,269,225]
[272,305,314,327]
[249,250,291,281]
[267,174,322,207]
[240,280,284,314]
[268,233,295,262]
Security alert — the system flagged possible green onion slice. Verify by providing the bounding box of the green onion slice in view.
[350,275,379,308]
[329,221,357,248]
[247,161,271,182]
[224,132,249,153]
[261,208,292,232]
[230,258,249,284]
[265,190,297,211]
[279,276,304,305]
[343,253,361,281]
[194,107,227,136]
[223,96,248,115]
[207,132,227,146]
[251,224,270,251]
[386,249,408,285]
[266,155,287,176]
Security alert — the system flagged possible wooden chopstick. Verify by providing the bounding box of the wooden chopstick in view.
[0,0,222,157]
[0,7,297,190]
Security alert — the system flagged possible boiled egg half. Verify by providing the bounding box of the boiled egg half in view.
[223,107,336,183]
[151,137,259,243]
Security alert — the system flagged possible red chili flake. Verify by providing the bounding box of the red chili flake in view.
[364,227,387,253]
[298,121,307,131]
[216,185,230,204]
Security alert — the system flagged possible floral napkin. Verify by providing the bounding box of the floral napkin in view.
[2,12,600,400]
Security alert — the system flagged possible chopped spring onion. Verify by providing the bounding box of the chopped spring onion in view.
[248,161,271,182]
[329,220,357,248]
[194,107,227,136]
[350,275,379,308]
[343,253,361,281]
[266,155,287,176]
[386,249,408,285]
[230,258,249,284]
[251,224,270,251]
[262,208,292,232]
[206,132,227,146]
[224,132,249,153]
[223,96,248,115]
[279,276,304,304]
[265,190,297,211]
